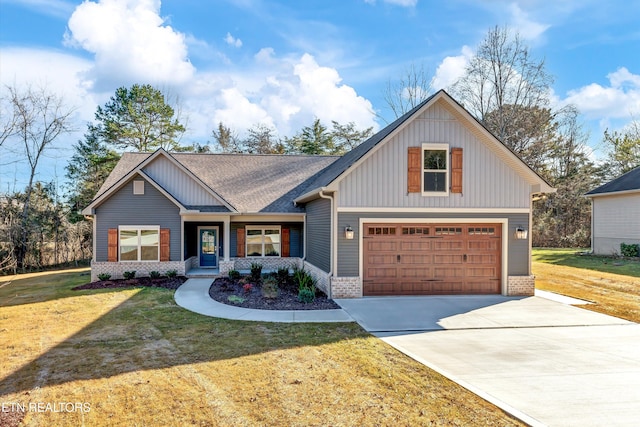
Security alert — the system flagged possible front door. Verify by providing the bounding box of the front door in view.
[199,227,218,267]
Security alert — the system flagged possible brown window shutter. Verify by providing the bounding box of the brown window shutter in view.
[160,229,170,261]
[451,147,463,194]
[407,147,421,193]
[108,228,118,262]
[281,227,290,257]
[236,228,245,257]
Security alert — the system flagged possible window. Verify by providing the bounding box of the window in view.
[119,226,159,261]
[422,143,449,194]
[246,226,281,257]
[133,180,145,195]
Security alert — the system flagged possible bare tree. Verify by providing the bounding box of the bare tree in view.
[211,122,243,153]
[383,63,433,119]
[4,84,75,270]
[451,26,554,152]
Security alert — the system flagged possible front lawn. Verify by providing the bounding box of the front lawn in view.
[533,248,640,323]
[0,269,523,426]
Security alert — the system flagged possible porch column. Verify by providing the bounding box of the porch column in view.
[223,217,230,261]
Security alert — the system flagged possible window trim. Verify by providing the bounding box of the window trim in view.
[118,225,160,262]
[245,225,282,258]
[422,143,450,196]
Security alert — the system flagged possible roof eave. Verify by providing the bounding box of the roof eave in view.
[294,187,330,204]
[585,188,640,198]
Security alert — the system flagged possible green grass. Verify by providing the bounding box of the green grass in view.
[0,269,523,427]
[533,247,640,278]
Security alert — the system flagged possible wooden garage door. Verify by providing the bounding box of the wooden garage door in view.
[363,223,501,296]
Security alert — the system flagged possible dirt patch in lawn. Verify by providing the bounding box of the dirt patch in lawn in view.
[72,276,187,291]
[209,277,341,310]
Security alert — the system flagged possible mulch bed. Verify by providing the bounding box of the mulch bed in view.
[209,277,341,311]
[72,276,187,290]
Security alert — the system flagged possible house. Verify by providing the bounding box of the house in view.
[82,90,554,298]
[585,166,640,255]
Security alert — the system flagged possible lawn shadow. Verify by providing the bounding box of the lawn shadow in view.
[0,285,363,397]
[0,269,93,308]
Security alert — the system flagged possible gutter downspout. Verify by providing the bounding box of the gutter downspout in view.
[318,190,334,299]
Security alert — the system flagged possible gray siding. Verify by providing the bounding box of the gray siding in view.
[143,154,224,206]
[95,177,181,262]
[305,198,331,273]
[592,193,640,255]
[337,212,529,276]
[337,100,532,209]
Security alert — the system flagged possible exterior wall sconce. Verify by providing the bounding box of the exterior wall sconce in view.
[515,226,528,240]
[345,226,354,240]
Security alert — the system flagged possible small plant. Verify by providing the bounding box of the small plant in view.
[149,271,161,279]
[620,243,640,258]
[294,268,316,303]
[262,277,279,299]
[97,273,111,281]
[166,270,177,278]
[227,295,245,304]
[228,269,241,281]
[298,288,315,304]
[123,271,136,280]
[243,283,253,294]
[250,262,263,282]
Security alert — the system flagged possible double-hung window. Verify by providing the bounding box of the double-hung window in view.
[119,226,160,261]
[246,226,281,257]
[422,143,449,195]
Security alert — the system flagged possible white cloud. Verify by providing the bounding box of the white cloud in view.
[563,67,640,120]
[508,3,550,41]
[224,32,243,48]
[431,46,473,90]
[65,0,195,89]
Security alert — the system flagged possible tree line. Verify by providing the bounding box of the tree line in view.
[1,26,639,273]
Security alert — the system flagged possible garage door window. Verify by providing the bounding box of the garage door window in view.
[423,143,449,195]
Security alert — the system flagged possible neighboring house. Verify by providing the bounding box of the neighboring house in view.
[82,90,554,297]
[585,166,640,255]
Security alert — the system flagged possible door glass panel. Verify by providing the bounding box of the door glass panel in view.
[201,231,216,254]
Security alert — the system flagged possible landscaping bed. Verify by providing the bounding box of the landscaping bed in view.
[209,265,340,310]
[72,275,187,290]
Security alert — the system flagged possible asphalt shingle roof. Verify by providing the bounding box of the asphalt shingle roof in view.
[586,166,640,196]
[94,152,339,213]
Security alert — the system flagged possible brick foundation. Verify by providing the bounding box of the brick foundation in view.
[232,257,302,272]
[91,259,191,281]
[331,276,362,298]
[302,261,331,295]
[507,275,535,296]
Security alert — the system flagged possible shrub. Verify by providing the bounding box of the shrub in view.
[123,271,136,280]
[166,270,177,278]
[228,269,241,281]
[149,271,161,279]
[97,273,111,281]
[250,262,263,282]
[262,276,279,299]
[621,243,640,258]
[227,295,245,304]
[243,283,253,294]
[298,288,315,304]
[293,267,316,303]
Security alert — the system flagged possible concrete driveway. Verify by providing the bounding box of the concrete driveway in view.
[336,295,640,427]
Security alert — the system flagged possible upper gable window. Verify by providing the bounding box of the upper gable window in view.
[422,143,449,195]
[133,180,145,195]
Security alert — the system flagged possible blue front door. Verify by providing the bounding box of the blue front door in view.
[199,228,218,267]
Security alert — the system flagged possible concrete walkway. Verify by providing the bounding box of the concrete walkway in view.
[174,278,354,323]
[336,294,640,427]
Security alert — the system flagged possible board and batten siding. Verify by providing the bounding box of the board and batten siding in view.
[305,198,332,273]
[336,212,530,277]
[337,100,531,209]
[95,177,181,262]
[592,193,640,255]
[143,155,224,206]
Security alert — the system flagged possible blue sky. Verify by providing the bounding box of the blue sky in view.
[1,0,640,190]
